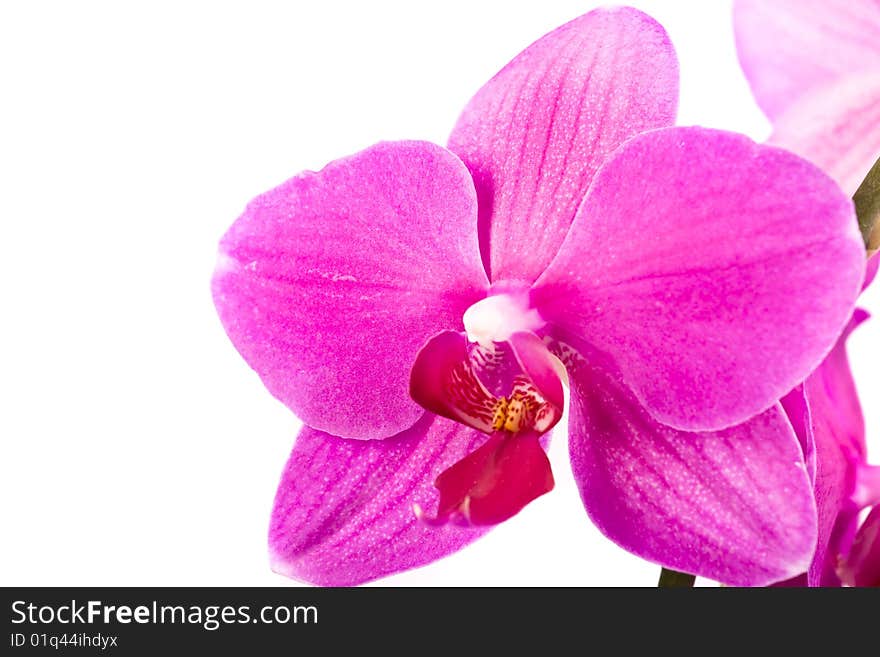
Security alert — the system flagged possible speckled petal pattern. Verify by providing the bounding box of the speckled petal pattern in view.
[269,415,488,586]
[533,127,865,432]
[449,6,678,283]
[213,141,488,440]
[567,351,817,587]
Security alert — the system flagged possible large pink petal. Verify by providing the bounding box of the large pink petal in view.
[566,350,817,587]
[212,141,488,440]
[769,73,880,196]
[533,127,865,432]
[734,0,880,121]
[448,6,678,283]
[269,415,488,586]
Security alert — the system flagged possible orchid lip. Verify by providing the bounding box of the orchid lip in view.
[409,330,563,437]
[414,429,555,527]
[408,326,563,528]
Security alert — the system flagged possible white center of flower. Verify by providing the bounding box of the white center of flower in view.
[463,293,545,348]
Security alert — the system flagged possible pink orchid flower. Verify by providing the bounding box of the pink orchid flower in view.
[777,304,879,586]
[735,0,880,585]
[734,0,880,227]
[831,309,880,588]
[212,7,866,587]
[840,508,880,586]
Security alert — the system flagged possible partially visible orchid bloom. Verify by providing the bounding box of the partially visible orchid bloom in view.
[213,7,866,587]
[736,0,880,585]
[778,301,880,587]
[734,0,880,251]
[840,509,880,586]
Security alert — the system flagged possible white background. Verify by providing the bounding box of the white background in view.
[2,0,877,587]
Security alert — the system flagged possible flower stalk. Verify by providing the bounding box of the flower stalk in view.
[854,154,880,251]
[658,568,696,588]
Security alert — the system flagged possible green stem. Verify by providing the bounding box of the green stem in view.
[658,567,696,588]
[853,154,880,251]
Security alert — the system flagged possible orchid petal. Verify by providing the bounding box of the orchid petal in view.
[769,73,880,196]
[780,385,815,484]
[448,6,678,282]
[802,391,854,587]
[212,141,487,440]
[799,310,869,585]
[839,506,880,587]
[566,350,817,587]
[269,415,488,586]
[425,430,554,527]
[533,127,865,432]
[807,311,869,460]
[734,0,880,121]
